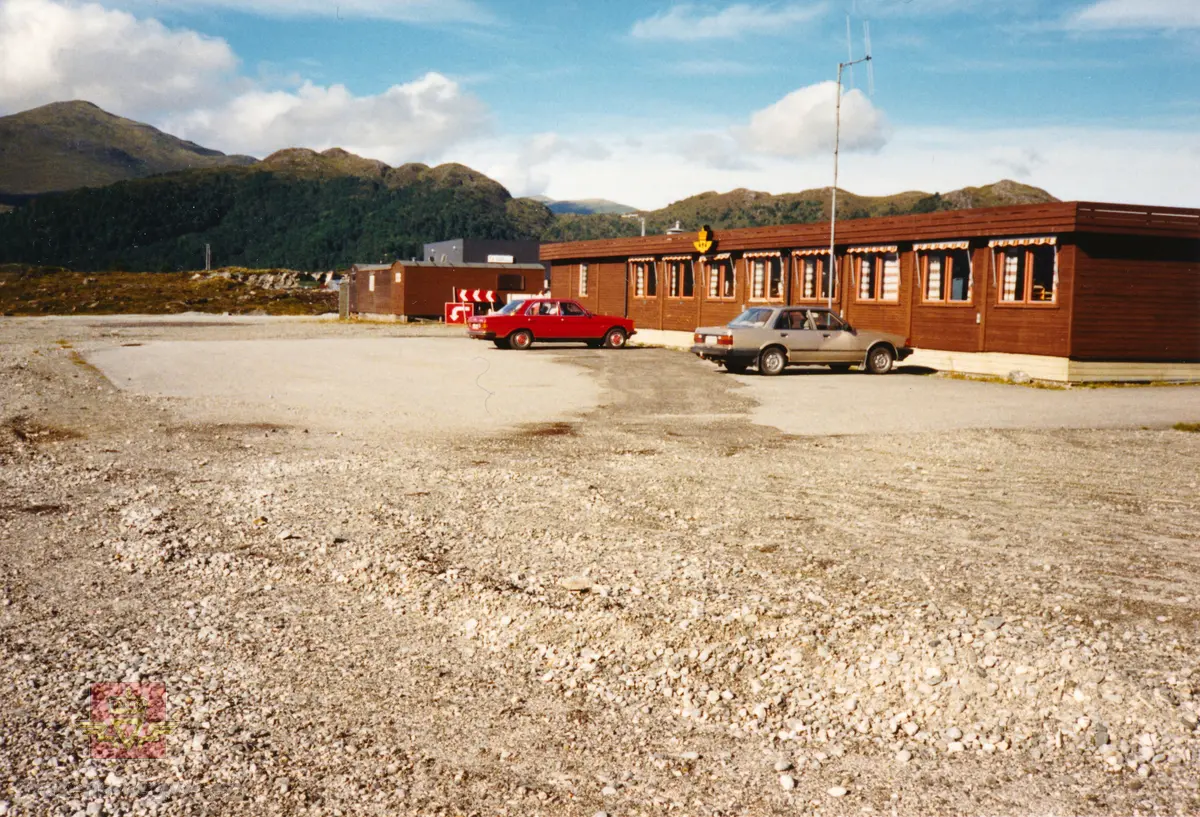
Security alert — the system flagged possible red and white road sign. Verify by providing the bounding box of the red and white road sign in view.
[445,302,473,324]
[456,289,496,303]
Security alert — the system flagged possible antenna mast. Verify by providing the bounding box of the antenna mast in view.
[828,30,873,314]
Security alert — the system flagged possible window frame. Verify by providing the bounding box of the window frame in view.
[665,257,695,300]
[629,259,658,299]
[852,250,900,303]
[793,252,837,302]
[747,253,784,303]
[993,242,1058,306]
[917,247,973,306]
[706,258,736,301]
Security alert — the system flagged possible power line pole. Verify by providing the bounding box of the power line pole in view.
[205,243,212,273]
[828,53,871,314]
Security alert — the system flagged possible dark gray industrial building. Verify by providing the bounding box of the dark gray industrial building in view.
[423,239,541,266]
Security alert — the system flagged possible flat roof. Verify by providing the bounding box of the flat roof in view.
[397,260,546,271]
[540,201,1200,261]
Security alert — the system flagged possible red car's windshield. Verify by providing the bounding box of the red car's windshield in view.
[492,300,526,315]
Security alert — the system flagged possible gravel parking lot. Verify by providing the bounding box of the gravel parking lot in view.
[2,315,1199,817]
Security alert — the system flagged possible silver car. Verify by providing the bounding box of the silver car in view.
[691,306,912,375]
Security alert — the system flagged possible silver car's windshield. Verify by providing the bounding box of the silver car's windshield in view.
[729,308,776,327]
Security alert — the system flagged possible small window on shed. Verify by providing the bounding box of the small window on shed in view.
[394,271,402,284]
[368,273,375,292]
[498,273,525,291]
[579,264,589,296]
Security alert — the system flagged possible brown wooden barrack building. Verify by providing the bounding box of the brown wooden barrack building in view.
[542,201,1200,381]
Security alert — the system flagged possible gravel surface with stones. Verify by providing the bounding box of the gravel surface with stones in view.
[1,316,1199,817]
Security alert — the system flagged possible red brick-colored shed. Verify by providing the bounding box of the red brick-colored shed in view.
[349,260,545,320]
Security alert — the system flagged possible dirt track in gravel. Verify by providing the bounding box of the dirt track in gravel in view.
[1,316,1198,817]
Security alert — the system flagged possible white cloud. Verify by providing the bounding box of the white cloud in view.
[166,73,489,163]
[460,121,1200,212]
[0,0,236,116]
[1068,0,1200,30]
[114,0,492,23]
[631,2,826,41]
[736,82,889,158]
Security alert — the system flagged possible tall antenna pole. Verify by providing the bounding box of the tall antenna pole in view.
[828,53,872,314]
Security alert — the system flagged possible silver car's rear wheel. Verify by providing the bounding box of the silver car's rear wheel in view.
[866,345,895,374]
[758,347,787,376]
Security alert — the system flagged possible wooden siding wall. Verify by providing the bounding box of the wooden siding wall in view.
[699,259,748,329]
[401,265,542,317]
[351,267,393,315]
[1071,236,1200,362]
[980,242,1074,357]
[907,247,988,352]
[842,252,915,340]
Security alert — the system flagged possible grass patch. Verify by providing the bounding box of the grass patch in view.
[936,372,1066,390]
[0,266,335,316]
[1174,422,1200,433]
[1075,380,1200,389]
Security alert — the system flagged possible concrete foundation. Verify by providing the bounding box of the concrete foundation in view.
[631,330,1200,383]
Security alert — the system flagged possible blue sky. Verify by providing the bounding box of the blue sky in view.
[2,0,1198,207]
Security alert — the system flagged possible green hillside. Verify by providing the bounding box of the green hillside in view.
[536,181,1058,241]
[0,101,255,200]
[530,195,639,215]
[0,155,554,271]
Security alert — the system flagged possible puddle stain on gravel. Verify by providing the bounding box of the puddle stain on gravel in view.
[166,422,291,439]
[4,417,84,445]
[514,421,577,438]
[0,503,67,516]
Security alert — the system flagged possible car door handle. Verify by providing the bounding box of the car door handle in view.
[822,333,831,338]
[780,332,788,337]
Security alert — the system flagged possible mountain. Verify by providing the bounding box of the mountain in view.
[0,150,554,271]
[0,101,1060,270]
[529,195,638,215]
[0,101,255,201]
[536,181,1059,242]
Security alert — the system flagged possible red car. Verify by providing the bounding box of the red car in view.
[467,298,636,350]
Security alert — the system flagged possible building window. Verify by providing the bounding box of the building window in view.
[368,273,375,292]
[797,255,836,301]
[631,260,657,298]
[579,264,589,296]
[919,249,971,303]
[998,245,1056,303]
[749,256,783,301]
[707,260,735,300]
[667,259,694,298]
[854,252,900,302]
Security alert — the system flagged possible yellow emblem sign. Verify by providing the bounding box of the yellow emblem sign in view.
[693,225,715,254]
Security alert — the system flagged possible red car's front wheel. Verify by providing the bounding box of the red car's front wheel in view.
[603,328,627,349]
[508,329,534,350]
